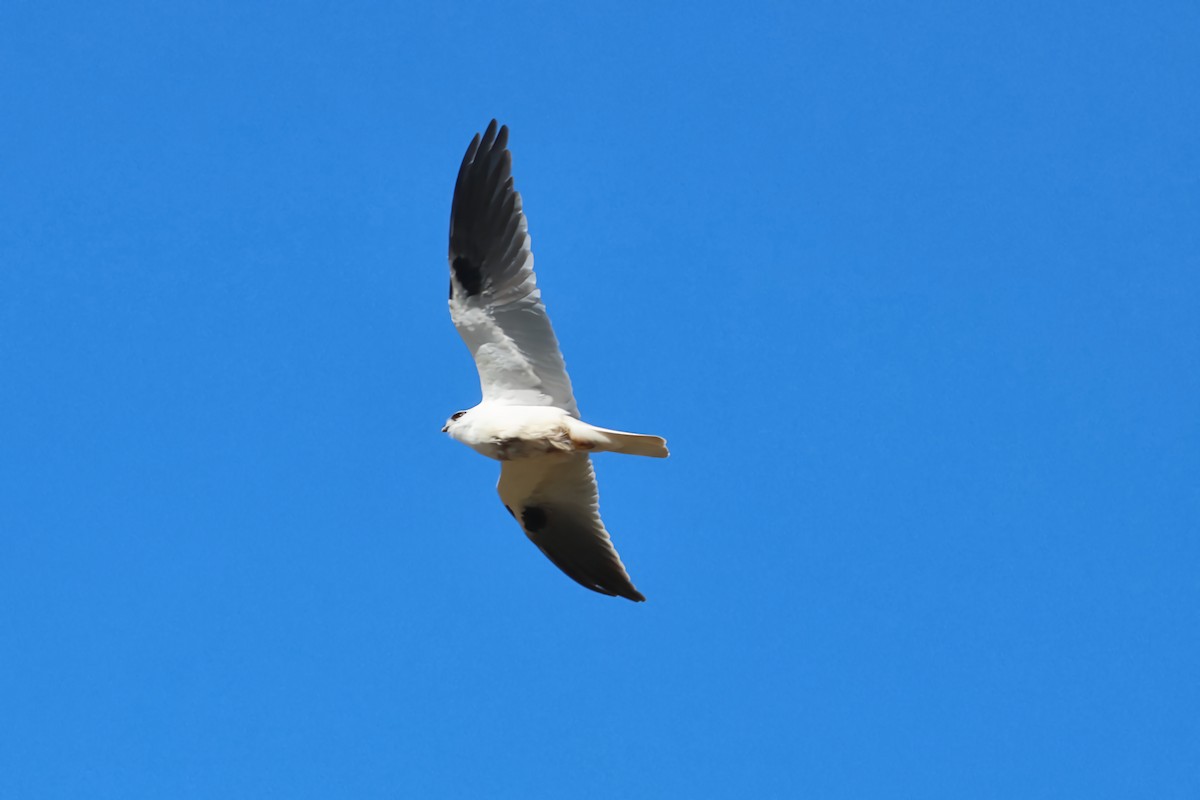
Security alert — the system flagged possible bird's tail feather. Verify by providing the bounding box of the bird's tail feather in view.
[572,422,669,458]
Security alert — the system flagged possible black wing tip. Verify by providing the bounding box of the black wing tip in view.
[512,501,647,603]
[453,120,508,177]
[577,578,646,603]
[477,119,508,155]
[448,120,517,298]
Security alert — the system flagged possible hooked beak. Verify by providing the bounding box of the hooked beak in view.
[441,424,449,433]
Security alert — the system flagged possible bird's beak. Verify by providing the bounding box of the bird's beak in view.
[441,425,448,433]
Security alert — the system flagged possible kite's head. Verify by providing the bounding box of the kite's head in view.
[441,409,468,434]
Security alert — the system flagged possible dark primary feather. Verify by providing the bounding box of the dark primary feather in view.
[448,120,525,299]
[525,513,647,602]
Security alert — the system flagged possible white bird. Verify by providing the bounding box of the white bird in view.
[441,121,668,602]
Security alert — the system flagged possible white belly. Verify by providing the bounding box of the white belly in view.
[455,404,576,461]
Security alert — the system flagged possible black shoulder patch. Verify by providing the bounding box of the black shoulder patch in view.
[451,255,482,297]
[522,506,547,533]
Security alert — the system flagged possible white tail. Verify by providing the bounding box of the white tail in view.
[569,420,670,458]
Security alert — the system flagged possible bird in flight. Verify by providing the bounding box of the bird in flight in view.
[442,120,669,602]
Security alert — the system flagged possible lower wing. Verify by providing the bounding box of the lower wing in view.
[497,455,645,602]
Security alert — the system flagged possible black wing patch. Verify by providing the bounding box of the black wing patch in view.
[521,505,547,533]
[451,255,482,298]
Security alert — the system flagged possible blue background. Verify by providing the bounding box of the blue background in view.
[2,1,1197,796]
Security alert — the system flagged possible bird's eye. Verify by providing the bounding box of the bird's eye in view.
[452,411,467,420]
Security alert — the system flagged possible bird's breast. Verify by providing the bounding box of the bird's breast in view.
[459,405,576,461]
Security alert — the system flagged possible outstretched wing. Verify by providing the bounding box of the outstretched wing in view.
[497,454,645,602]
[448,121,578,416]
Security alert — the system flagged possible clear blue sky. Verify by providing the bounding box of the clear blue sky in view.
[2,1,1197,797]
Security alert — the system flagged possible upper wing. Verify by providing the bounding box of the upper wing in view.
[497,454,645,602]
[448,120,578,416]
